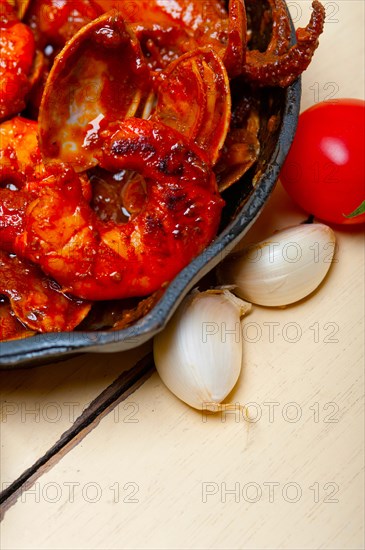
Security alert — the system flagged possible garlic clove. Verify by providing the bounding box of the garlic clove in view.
[217,224,336,307]
[153,289,251,410]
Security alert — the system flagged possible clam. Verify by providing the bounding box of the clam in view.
[39,12,150,172]
[154,48,231,165]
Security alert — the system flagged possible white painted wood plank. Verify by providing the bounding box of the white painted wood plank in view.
[0,343,151,484]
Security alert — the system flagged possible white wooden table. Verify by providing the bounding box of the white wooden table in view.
[1,2,364,548]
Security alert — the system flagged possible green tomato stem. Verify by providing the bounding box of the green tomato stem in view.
[344,200,365,219]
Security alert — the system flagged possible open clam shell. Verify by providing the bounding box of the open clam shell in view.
[154,48,231,165]
[39,12,150,172]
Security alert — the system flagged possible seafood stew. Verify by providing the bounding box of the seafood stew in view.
[0,0,325,366]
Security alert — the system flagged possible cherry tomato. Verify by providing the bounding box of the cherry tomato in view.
[279,99,365,224]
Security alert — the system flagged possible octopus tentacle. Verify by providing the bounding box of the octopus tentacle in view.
[243,1,325,87]
[266,0,292,56]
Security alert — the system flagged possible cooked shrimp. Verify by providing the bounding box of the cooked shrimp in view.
[0,119,224,301]
[0,250,91,333]
[0,0,36,121]
[0,116,91,199]
[0,117,45,189]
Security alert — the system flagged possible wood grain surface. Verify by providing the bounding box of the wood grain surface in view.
[0,1,364,549]
[0,343,151,484]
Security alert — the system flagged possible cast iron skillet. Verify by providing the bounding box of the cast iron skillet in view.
[0,19,301,369]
